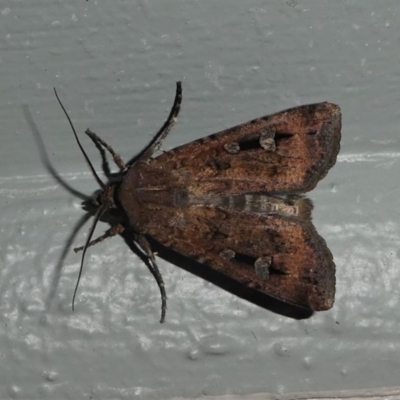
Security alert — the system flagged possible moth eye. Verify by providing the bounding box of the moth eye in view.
[254,256,272,279]
[219,248,235,260]
[307,129,318,135]
[223,142,240,154]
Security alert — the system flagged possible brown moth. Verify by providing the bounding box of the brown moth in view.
[54,82,341,322]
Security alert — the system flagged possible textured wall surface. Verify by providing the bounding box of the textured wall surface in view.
[1,1,400,399]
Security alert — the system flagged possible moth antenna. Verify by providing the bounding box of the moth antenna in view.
[72,205,105,311]
[86,131,112,178]
[129,81,183,165]
[54,88,105,189]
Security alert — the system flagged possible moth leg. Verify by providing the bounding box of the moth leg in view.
[74,223,125,253]
[85,129,112,178]
[138,81,182,162]
[135,233,167,323]
[85,129,126,171]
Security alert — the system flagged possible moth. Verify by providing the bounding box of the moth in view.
[54,82,341,322]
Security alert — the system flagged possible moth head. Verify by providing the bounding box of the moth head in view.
[82,183,119,216]
[96,183,128,229]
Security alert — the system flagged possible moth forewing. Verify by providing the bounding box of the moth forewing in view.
[118,99,340,314]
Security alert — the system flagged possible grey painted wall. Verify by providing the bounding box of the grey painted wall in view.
[1,1,400,399]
